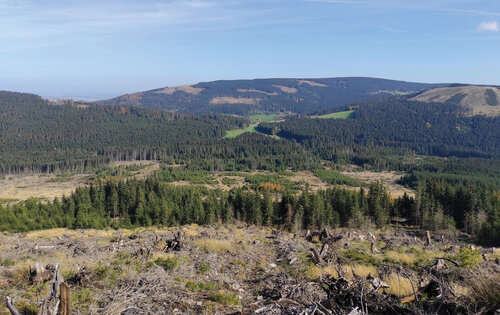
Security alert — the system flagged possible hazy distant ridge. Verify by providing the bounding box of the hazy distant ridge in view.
[98,77,447,115]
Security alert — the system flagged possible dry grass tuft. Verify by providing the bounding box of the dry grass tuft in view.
[305,265,339,280]
[452,282,469,296]
[182,224,200,237]
[467,273,500,306]
[25,228,73,239]
[384,251,416,265]
[194,239,232,253]
[383,273,414,297]
[343,264,378,279]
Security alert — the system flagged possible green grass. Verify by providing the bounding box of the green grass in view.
[185,280,217,291]
[225,114,280,138]
[250,113,276,122]
[208,291,241,306]
[224,123,259,138]
[314,168,363,187]
[155,257,180,271]
[311,110,355,119]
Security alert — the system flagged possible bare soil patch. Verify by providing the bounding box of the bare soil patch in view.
[297,80,328,87]
[0,174,88,202]
[412,86,500,117]
[339,166,414,198]
[0,162,160,202]
[237,88,278,96]
[210,97,259,105]
[155,85,204,95]
[272,85,297,93]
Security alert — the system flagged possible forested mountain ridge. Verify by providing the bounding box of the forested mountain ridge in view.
[0,91,249,174]
[260,98,500,160]
[98,77,447,115]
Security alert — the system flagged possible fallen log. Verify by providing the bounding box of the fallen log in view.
[34,245,56,251]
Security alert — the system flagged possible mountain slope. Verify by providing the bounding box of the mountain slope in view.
[99,77,447,115]
[411,85,500,116]
[0,91,245,173]
[260,98,500,159]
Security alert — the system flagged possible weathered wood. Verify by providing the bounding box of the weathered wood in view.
[30,263,57,283]
[312,248,324,264]
[38,263,62,315]
[435,257,459,267]
[59,282,71,315]
[34,245,56,250]
[369,232,376,241]
[320,243,329,258]
[433,258,448,271]
[34,262,45,275]
[5,297,21,315]
[425,231,432,246]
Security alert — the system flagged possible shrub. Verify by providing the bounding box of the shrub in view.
[185,280,217,291]
[455,248,482,269]
[342,249,380,265]
[0,258,15,266]
[198,262,211,274]
[155,257,179,271]
[208,291,241,306]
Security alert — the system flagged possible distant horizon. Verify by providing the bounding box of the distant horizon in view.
[4,75,497,101]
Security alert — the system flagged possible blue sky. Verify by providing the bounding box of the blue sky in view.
[1,0,499,99]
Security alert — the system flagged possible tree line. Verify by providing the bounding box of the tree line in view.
[1,175,498,246]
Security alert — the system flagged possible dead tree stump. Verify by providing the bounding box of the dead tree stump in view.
[425,231,432,246]
[38,264,62,315]
[311,248,324,265]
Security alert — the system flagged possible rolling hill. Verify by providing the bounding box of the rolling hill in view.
[98,77,447,115]
[411,85,500,116]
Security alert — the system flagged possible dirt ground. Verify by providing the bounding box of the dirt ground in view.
[0,162,159,203]
[339,166,415,198]
[0,174,89,202]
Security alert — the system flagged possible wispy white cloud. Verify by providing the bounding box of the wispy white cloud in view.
[0,0,289,51]
[477,21,499,32]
